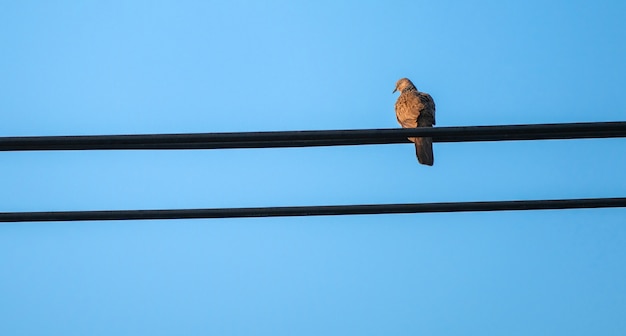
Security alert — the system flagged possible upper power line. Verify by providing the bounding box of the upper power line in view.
[1,121,625,151]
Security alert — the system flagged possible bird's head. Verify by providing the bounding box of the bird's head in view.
[393,78,416,93]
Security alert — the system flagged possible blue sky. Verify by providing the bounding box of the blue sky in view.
[1,1,625,335]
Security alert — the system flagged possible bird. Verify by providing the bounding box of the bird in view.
[393,78,436,166]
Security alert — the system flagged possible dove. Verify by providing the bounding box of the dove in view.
[393,78,436,165]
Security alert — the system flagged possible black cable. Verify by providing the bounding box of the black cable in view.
[2,197,624,223]
[1,121,625,151]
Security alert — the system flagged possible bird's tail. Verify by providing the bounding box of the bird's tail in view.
[412,137,434,166]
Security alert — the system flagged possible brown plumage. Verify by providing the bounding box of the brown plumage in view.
[393,78,436,166]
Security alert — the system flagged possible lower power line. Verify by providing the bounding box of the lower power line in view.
[1,197,625,223]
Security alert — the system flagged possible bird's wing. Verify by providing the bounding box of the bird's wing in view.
[416,92,436,127]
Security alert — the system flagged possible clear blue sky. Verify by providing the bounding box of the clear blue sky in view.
[1,1,625,335]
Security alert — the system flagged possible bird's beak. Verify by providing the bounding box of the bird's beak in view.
[392,88,397,93]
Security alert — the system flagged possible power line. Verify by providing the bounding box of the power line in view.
[1,121,625,151]
[2,197,625,223]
